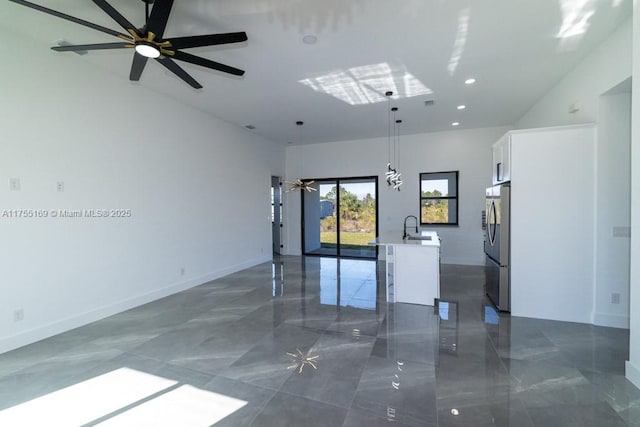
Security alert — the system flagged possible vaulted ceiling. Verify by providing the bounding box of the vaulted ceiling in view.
[1,0,632,144]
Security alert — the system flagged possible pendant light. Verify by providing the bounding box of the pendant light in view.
[383,90,403,191]
[285,121,317,193]
[384,91,395,187]
[393,118,403,191]
[386,105,402,191]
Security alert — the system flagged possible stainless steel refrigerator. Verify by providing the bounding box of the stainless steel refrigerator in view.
[484,184,510,312]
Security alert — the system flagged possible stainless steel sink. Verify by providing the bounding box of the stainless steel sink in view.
[406,235,432,241]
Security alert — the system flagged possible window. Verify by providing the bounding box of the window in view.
[420,171,458,225]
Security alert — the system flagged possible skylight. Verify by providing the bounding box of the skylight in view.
[299,62,432,105]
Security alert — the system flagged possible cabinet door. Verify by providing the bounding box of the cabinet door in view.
[492,134,511,184]
[501,135,511,182]
[394,245,439,305]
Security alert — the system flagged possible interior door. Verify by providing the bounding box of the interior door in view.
[271,176,282,255]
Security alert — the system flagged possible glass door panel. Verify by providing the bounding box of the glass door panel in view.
[303,180,338,256]
[338,179,377,259]
[303,177,377,259]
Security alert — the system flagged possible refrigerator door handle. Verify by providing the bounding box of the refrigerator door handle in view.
[488,200,497,246]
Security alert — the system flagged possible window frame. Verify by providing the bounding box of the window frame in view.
[419,171,459,226]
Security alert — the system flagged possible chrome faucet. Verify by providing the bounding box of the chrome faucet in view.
[403,215,419,239]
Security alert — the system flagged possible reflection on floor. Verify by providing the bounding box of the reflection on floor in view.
[306,246,377,259]
[0,257,638,426]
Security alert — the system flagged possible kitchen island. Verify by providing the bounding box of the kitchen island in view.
[371,231,440,306]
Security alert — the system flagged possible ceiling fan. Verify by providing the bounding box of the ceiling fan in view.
[9,0,247,89]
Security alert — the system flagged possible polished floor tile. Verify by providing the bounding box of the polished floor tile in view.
[0,257,637,426]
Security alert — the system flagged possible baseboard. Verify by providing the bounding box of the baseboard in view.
[592,312,630,329]
[283,248,302,256]
[626,361,640,389]
[0,255,271,355]
[510,311,593,325]
[441,256,484,266]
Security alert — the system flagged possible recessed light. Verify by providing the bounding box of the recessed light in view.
[457,105,466,110]
[465,78,476,85]
[302,34,318,45]
[452,122,460,126]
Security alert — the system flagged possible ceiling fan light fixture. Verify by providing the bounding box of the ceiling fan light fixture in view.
[10,0,247,89]
[135,41,161,58]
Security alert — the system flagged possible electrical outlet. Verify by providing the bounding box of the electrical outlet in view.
[9,178,20,191]
[611,293,621,305]
[180,267,185,276]
[612,227,631,238]
[56,181,64,192]
[13,309,24,322]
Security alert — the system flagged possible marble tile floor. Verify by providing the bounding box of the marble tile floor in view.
[0,256,638,426]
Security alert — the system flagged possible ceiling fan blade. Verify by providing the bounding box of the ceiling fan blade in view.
[156,57,202,89]
[8,0,126,38]
[172,51,245,76]
[147,0,174,39]
[130,52,149,81]
[92,0,139,35]
[167,32,248,49]
[52,42,132,52]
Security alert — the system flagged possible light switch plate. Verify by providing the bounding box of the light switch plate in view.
[9,178,20,191]
[611,293,621,305]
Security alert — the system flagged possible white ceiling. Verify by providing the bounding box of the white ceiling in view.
[1,0,632,144]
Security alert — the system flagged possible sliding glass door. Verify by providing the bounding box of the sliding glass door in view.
[302,177,377,259]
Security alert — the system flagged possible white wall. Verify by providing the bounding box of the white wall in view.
[510,125,596,324]
[594,90,631,328]
[510,10,636,381]
[284,127,510,265]
[0,30,284,353]
[626,0,640,389]
[514,16,634,328]
[516,18,632,129]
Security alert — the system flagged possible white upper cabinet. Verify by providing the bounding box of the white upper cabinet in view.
[492,133,511,184]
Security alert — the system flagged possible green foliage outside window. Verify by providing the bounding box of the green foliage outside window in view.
[320,185,376,234]
[420,172,458,225]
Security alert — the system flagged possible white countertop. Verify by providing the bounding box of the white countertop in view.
[370,230,440,247]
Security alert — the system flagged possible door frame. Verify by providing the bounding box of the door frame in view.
[271,176,283,255]
[301,175,379,259]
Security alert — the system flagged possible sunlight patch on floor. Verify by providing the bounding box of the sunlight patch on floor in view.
[96,385,248,427]
[0,367,247,426]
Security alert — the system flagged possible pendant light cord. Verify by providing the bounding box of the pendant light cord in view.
[386,92,392,166]
[396,119,401,172]
[392,108,398,168]
[297,121,304,180]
